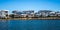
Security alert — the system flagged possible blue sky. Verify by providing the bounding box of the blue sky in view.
[0,0,60,13]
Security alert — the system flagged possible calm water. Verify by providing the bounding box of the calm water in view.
[0,20,60,30]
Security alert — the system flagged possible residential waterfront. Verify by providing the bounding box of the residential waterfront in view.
[0,10,60,20]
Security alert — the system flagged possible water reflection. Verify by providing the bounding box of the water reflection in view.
[0,20,8,30]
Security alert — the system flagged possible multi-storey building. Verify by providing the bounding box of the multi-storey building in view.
[12,10,35,18]
[0,10,9,18]
[49,11,57,16]
[56,11,60,16]
[37,10,52,17]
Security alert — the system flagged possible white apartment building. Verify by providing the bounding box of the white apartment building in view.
[0,10,9,18]
[49,12,57,16]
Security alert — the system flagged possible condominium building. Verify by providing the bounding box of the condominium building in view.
[37,10,52,17]
[12,10,34,17]
[35,12,41,17]
[0,10,9,18]
[22,10,34,17]
[56,12,60,16]
[49,12,57,16]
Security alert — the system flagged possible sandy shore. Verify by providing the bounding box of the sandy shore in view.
[0,17,60,20]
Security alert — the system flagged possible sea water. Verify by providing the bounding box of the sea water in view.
[0,20,60,30]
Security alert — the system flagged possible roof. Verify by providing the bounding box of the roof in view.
[38,10,52,13]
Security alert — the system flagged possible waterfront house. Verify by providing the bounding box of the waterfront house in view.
[12,10,35,18]
[35,12,41,17]
[0,10,9,18]
[12,10,22,15]
[20,14,27,18]
[56,11,60,16]
[28,14,33,17]
[22,10,34,17]
[49,12,57,16]
[12,10,23,18]
[0,11,6,18]
[22,10,34,14]
[38,10,52,17]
